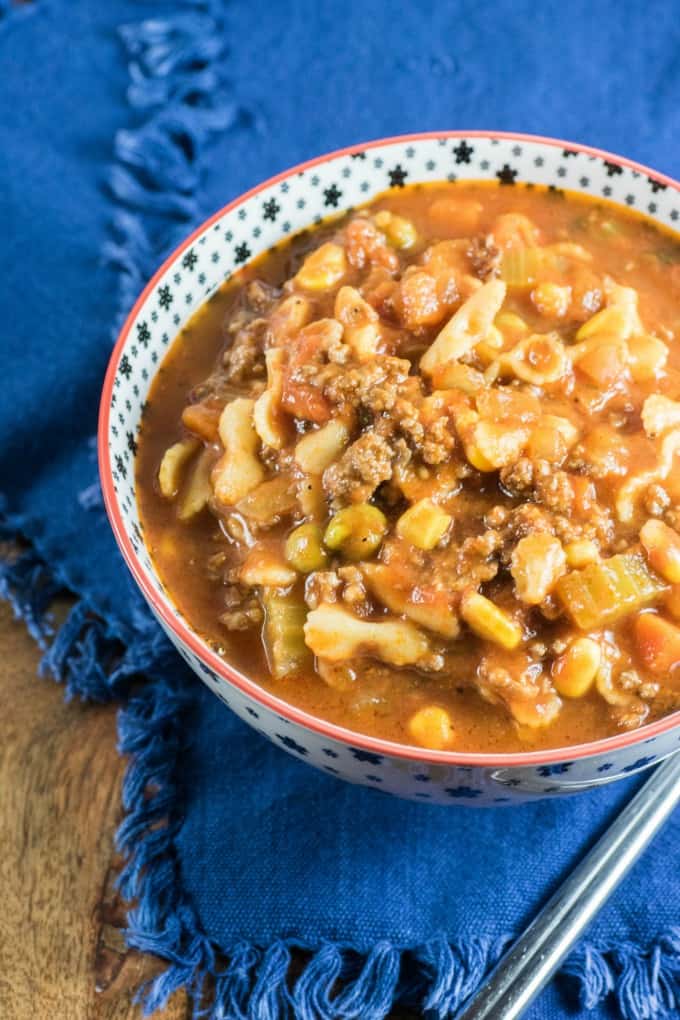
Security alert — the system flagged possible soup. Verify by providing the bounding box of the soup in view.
[137,182,680,753]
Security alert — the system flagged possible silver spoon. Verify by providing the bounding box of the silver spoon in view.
[456,751,680,1020]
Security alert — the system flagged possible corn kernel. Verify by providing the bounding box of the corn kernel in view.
[396,498,452,550]
[552,637,601,697]
[460,590,523,649]
[408,705,454,750]
[564,539,600,569]
[294,242,348,291]
[374,210,418,250]
[640,518,680,584]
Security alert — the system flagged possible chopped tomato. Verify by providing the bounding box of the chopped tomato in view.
[634,612,680,682]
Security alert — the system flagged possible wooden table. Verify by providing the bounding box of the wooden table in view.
[0,600,187,1019]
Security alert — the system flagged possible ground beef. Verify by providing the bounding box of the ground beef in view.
[468,234,502,280]
[305,565,372,614]
[219,582,263,631]
[323,433,395,506]
[222,318,267,383]
[499,457,535,497]
[324,356,411,415]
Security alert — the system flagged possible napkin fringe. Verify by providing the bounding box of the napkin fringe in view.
[114,673,680,1020]
[0,505,174,701]
[103,0,249,338]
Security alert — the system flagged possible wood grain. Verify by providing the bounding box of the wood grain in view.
[0,600,187,1019]
[0,599,417,1019]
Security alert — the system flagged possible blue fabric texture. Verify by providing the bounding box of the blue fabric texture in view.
[1,1,679,1017]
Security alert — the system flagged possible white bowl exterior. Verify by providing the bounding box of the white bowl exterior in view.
[105,134,680,804]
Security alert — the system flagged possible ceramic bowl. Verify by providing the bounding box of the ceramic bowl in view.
[99,132,680,805]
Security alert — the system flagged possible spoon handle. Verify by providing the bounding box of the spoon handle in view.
[456,752,680,1020]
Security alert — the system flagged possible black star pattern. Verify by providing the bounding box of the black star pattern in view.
[373,157,384,169]
[349,748,383,765]
[211,252,220,263]
[276,734,307,755]
[282,221,291,233]
[512,145,522,156]
[310,175,320,186]
[365,775,383,783]
[158,285,173,309]
[405,146,415,158]
[281,181,289,193]
[350,151,366,159]
[173,272,181,284]
[296,198,306,209]
[557,167,567,178]
[444,786,481,799]
[323,183,342,207]
[534,156,544,167]
[360,181,370,192]
[496,164,518,185]
[648,202,657,214]
[649,178,667,193]
[603,186,612,197]
[136,321,151,347]
[238,208,247,221]
[182,249,198,271]
[453,141,473,164]
[225,230,233,242]
[480,159,490,170]
[234,242,251,264]
[625,194,635,206]
[322,748,339,758]
[579,176,590,187]
[342,167,351,178]
[185,293,193,305]
[151,310,158,323]
[245,707,259,718]
[119,354,132,379]
[426,159,436,171]
[562,149,577,158]
[198,272,206,284]
[161,332,169,345]
[603,161,623,177]
[115,455,127,480]
[388,164,407,188]
[671,210,679,221]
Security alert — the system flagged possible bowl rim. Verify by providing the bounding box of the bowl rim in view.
[99,129,680,768]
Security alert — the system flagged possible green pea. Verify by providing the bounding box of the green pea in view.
[323,504,388,561]
[284,523,329,573]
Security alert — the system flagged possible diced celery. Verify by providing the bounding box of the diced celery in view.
[263,590,311,679]
[499,248,544,288]
[556,553,667,629]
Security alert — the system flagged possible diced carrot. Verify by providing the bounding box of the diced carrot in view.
[181,400,223,442]
[281,382,331,424]
[634,612,680,681]
[397,271,443,328]
[570,475,597,515]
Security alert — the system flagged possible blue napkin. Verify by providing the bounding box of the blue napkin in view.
[1,2,679,1018]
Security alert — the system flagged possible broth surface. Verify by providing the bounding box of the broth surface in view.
[137,182,680,753]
